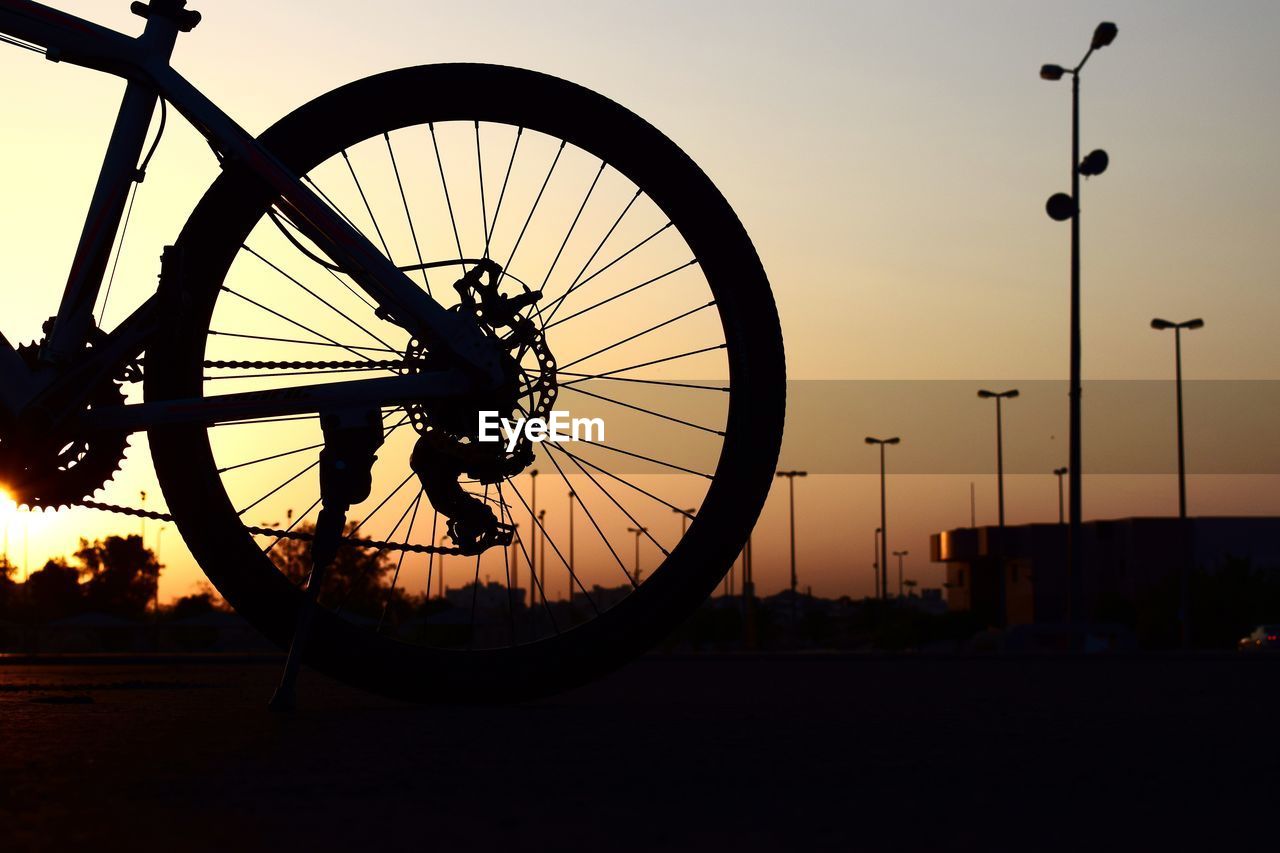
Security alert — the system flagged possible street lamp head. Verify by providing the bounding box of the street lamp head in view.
[1046,192,1076,221]
[1006,389,1020,399]
[886,437,900,445]
[1054,466,1068,475]
[1078,149,1110,177]
[1040,63,1067,81]
[977,389,995,399]
[1151,318,1175,330]
[1184,318,1205,330]
[864,436,877,445]
[1092,21,1118,50]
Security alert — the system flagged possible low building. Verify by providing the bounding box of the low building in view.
[931,516,1280,627]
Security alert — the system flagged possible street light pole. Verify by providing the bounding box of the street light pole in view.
[1054,467,1068,524]
[866,437,901,600]
[893,550,909,599]
[626,527,647,585]
[775,472,807,602]
[529,469,538,601]
[568,490,576,604]
[873,527,882,599]
[1041,21,1118,624]
[1152,316,1203,649]
[979,389,1019,627]
[537,508,546,606]
[978,389,1020,527]
[1151,318,1203,517]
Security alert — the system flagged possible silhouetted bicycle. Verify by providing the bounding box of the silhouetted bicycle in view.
[0,0,785,705]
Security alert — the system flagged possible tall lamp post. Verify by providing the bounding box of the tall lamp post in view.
[568,490,576,604]
[979,388,1019,627]
[1053,467,1068,524]
[873,527,882,599]
[977,389,1019,527]
[626,526,647,585]
[866,437,901,600]
[537,509,547,606]
[1041,20,1118,623]
[1152,316,1203,648]
[893,550,909,599]
[775,471,807,602]
[1151,318,1203,518]
[672,507,695,536]
[528,469,539,601]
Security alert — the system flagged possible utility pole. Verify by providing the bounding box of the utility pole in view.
[893,550,909,599]
[626,527,647,585]
[1054,467,1068,524]
[1041,20,1119,624]
[775,471,807,609]
[568,490,576,604]
[865,437,901,600]
[538,508,546,607]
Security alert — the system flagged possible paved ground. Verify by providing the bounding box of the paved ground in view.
[1,653,1277,851]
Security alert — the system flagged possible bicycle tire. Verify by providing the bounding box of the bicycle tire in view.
[146,63,785,701]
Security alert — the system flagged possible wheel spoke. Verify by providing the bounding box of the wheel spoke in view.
[539,160,607,292]
[544,259,696,331]
[557,302,716,372]
[384,131,431,295]
[505,478,597,615]
[340,149,393,260]
[500,140,566,287]
[559,383,724,435]
[218,440,325,474]
[555,372,728,393]
[542,441,668,560]
[538,445,630,584]
[547,442,696,520]
[241,244,398,353]
[219,284,377,364]
[208,330,396,353]
[429,122,466,268]
[485,126,523,253]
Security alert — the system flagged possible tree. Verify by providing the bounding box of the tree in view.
[268,522,414,619]
[74,535,160,619]
[168,582,228,620]
[23,559,83,622]
[0,557,17,617]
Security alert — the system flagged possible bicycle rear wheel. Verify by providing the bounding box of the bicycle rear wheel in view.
[146,64,784,701]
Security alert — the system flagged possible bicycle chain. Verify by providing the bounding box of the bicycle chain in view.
[70,499,461,555]
[202,359,410,371]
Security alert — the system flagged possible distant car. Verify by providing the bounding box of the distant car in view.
[1238,625,1280,653]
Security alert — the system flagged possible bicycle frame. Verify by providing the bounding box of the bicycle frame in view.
[0,0,500,432]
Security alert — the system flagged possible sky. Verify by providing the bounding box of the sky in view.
[1,0,1279,602]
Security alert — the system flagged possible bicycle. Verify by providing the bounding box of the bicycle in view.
[0,0,786,705]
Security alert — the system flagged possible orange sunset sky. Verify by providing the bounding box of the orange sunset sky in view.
[2,0,1279,601]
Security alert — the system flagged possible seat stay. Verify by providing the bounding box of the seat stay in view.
[0,1,501,425]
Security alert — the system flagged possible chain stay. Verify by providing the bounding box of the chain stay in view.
[61,499,460,555]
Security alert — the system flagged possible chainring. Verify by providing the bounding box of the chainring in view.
[0,343,130,509]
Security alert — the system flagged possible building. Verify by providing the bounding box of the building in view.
[931,516,1280,627]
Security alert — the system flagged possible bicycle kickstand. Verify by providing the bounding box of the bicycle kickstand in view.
[268,409,384,712]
